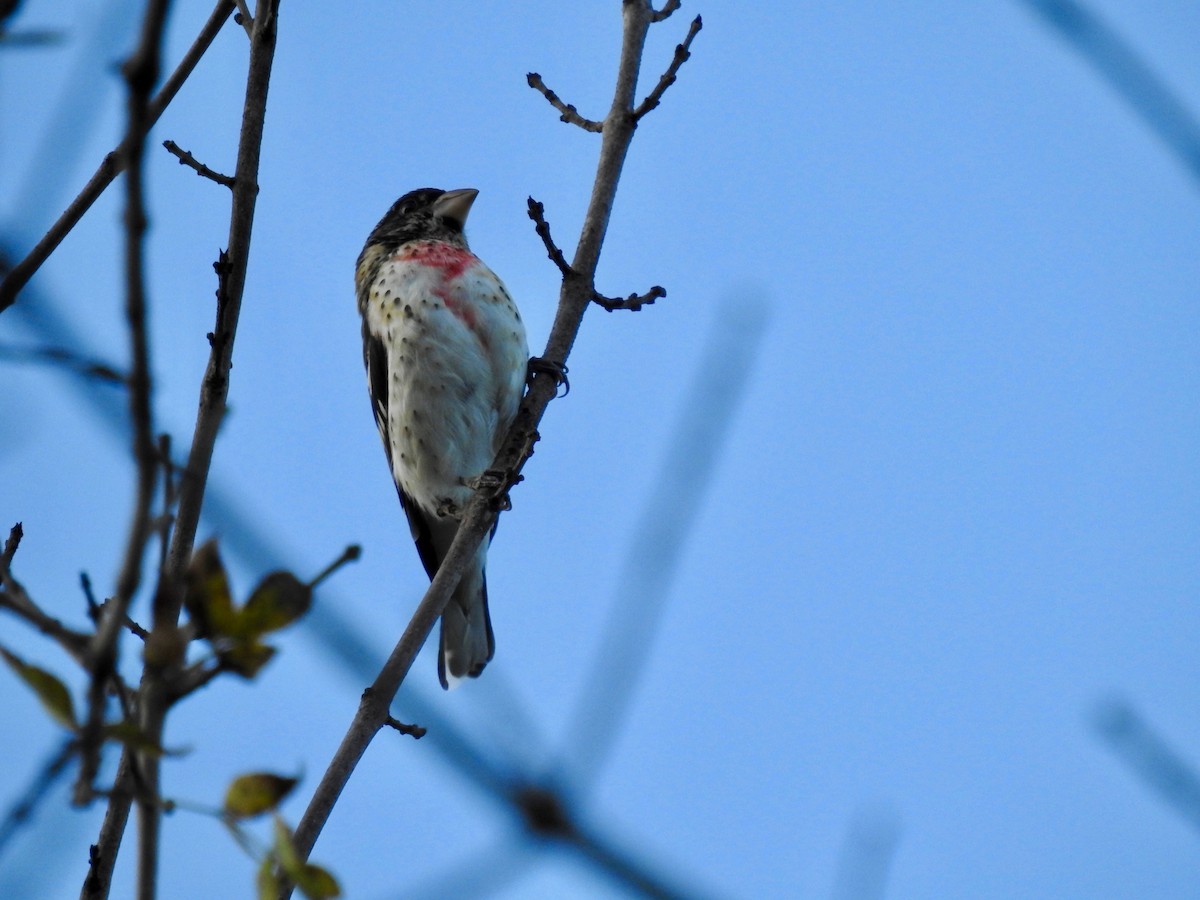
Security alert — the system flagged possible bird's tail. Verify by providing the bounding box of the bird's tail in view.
[438,562,494,690]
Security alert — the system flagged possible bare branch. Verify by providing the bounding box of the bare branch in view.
[0,343,126,384]
[162,140,236,188]
[233,0,254,37]
[0,592,92,665]
[284,2,695,890]
[526,72,603,132]
[164,161,270,598]
[81,750,137,900]
[77,0,173,821]
[564,296,768,787]
[0,0,235,313]
[526,197,574,278]
[0,525,91,665]
[1020,0,1200,187]
[1095,697,1200,833]
[0,738,77,861]
[591,284,665,312]
[135,3,284,894]
[649,0,682,22]
[2,521,22,568]
[307,544,362,590]
[633,15,702,121]
[384,716,427,740]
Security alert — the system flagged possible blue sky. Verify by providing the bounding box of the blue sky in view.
[2,2,1199,898]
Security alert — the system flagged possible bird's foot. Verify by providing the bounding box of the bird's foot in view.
[467,469,515,511]
[527,356,569,397]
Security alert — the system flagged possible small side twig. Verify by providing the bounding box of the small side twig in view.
[649,0,682,23]
[0,0,235,313]
[0,343,126,384]
[526,73,604,132]
[2,521,22,570]
[526,198,574,278]
[162,140,235,188]
[528,197,664,312]
[384,716,426,740]
[308,544,362,590]
[633,14,703,121]
[232,0,254,37]
[0,738,78,859]
[592,285,665,312]
[1,525,91,665]
[77,0,172,817]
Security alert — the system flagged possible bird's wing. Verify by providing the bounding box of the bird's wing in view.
[362,321,442,580]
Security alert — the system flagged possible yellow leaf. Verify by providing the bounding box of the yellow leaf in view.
[239,571,311,636]
[295,863,341,899]
[0,646,76,730]
[184,540,238,638]
[223,772,299,819]
[219,640,276,679]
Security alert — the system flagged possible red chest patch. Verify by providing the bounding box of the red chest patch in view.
[397,241,476,280]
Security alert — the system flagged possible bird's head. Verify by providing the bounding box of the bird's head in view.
[364,187,479,251]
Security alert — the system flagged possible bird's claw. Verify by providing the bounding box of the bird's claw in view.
[468,469,515,511]
[527,356,569,397]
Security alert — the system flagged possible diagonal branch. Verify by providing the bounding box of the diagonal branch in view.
[0,738,77,862]
[0,343,126,384]
[75,0,172,813]
[133,3,283,896]
[561,295,767,789]
[0,525,91,665]
[526,198,574,278]
[526,72,603,132]
[0,0,235,314]
[162,139,236,188]
[633,14,702,121]
[1018,0,1200,187]
[283,2,702,891]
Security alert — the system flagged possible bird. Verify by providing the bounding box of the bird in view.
[355,188,529,688]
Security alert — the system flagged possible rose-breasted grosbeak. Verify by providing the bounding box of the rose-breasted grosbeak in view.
[355,188,528,688]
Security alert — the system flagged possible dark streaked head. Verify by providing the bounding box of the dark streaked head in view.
[363,187,479,252]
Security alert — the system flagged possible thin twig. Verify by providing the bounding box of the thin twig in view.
[0,738,77,861]
[526,72,603,132]
[1,522,22,570]
[102,3,175,895]
[0,524,92,665]
[649,0,682,23]
[562,296,767,789]
[633,15,702,121]
[0,343,126,384]
[136,4,283,897]
[526,198,575,278]
[1095,697,1200,833]
[232,0,254,37]
[308,544,362,589]
[0,0,235,313]
[592,285,666,312]
[156,433,175,572]
[0,592,92,665]
[74,0,172,824]
[384,716,427,740]
[82,750,136,900]
[283,2,701,891]
[527,200,663,311]
[1019,0,1200,187]
[162,140,236,188]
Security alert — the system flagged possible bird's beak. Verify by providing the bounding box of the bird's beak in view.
[433,188,479,228]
